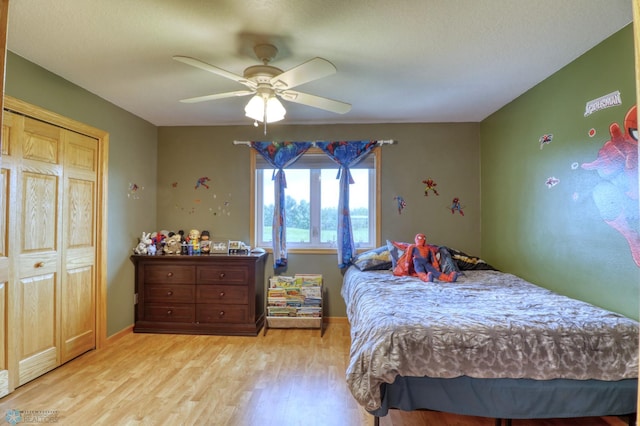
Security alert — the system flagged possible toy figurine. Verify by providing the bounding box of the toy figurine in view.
[188,229,200,255]
[200,230,211,254]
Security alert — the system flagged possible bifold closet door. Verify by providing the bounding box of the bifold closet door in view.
[3,112,98,386]
[13,114,64,386]
[60,129,97,363]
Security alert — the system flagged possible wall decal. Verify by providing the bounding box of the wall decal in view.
[422,178,439,196]
[571,162,579,170]
[394,196,406,214]
[582,105,639,266]
[584,90,622,117]
[545,177,560,188]
[195,176,211,189]
[539,133,553,149]
[449,197,464,216]
[128,182,144,199]
[588,128,596,138]
[171,181,178,188]
[209,193,233,216]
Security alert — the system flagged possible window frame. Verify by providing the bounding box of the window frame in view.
[250,147,381,253]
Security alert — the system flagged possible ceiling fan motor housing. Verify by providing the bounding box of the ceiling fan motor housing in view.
[243,65,284,84]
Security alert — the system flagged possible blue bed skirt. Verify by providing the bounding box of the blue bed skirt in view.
[370,375,637,419]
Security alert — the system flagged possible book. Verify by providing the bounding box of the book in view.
[294,274,323,286]
[269,275,298,288]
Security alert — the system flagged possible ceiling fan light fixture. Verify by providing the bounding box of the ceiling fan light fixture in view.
[265,96,286,123]
[244,94,286,123]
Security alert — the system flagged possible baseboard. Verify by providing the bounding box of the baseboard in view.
[104,319,346,344]
[324,316,349,324]
[105,324,134,346]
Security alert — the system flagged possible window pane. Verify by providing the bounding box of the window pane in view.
[320,169,339,244]
[320,169,370,245]
[349,169,370,246]
[261,169,310,243]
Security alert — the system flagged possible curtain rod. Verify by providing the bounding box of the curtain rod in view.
[233,139,395,146]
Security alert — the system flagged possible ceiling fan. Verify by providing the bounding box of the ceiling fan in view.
[173,44,352,128]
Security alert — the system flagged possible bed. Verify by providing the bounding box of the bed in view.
[342,254,639,425]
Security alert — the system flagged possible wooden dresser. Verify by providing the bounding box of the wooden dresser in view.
[131,253,267,336]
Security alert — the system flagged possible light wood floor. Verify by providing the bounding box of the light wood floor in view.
[0,323,629,426]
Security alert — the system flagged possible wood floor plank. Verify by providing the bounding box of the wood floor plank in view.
[0,323,630,426]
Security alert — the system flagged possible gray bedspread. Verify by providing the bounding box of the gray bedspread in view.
[342,267,639,412]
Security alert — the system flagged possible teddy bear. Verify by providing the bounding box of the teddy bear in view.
[163,233,182,255]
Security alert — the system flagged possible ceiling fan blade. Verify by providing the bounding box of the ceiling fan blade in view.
[179,90,254,104]
[280,90,351,114]
[271,57,337,90]
[173,55,256,89]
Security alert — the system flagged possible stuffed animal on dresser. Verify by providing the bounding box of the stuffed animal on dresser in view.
[163,233,182,255]
[133,232,152,255]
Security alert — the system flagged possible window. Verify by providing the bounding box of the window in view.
[253,148,379,251]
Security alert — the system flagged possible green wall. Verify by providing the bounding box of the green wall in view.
[5,52,159,336]
[157,122,481,317]
[480,24,639,320]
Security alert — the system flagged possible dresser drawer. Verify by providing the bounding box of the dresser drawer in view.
[145,284,195,303]
[144,265,195,284]
[196,304,248,323]
[197,285,248,304]
[145,304,195,322]
[197,265,249,285]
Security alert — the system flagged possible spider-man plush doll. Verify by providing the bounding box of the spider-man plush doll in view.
[392,233,458,282]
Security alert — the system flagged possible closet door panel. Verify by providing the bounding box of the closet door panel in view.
[22,117,60,164]
[21,172,58,253]
[16,117,63,385]
[0,283,7,397]
[61,130,97,363]
[17,273,57,385]
[2,112,17,394]
[0,168,8,257]
[61,265,94,362]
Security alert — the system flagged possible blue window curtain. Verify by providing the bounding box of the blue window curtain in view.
[250,141,313,267]
[316,140,378,267]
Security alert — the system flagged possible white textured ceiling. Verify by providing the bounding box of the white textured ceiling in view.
[5,0,633,126]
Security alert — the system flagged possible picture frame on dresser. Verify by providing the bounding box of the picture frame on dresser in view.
[210,240,228,254]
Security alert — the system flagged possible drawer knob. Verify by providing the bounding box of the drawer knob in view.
[218,272,225,279]
[167,272,174,277]
[167,290,173,296]
[34,261,44,268]
[219,291,225,297]
[167,309,173,315]
[218,311,225,317]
